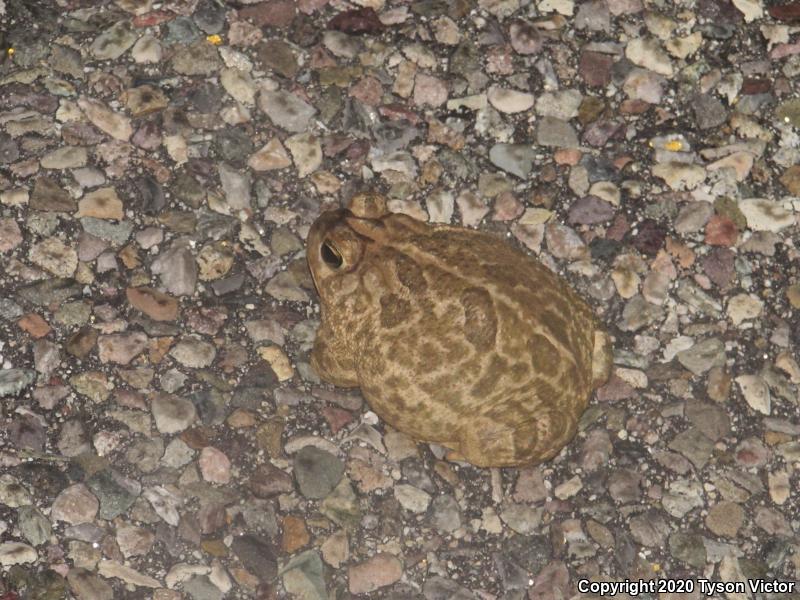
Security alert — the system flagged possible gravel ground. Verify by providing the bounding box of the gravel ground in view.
[1,0,800,598]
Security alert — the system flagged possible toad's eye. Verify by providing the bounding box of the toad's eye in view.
[321,241,343,269]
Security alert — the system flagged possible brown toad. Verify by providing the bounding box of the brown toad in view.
[307,193,612,467]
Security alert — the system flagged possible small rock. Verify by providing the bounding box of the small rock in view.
[489,144,536,179]
[429,494,461,532]
[68,568,113,600]
[41,146,88,169]
[509,20,543,54]
[537,117,579,148]
[294,446,344,499]
[735,374,770,414]
[91,21,137,60]
[77,187,124,220]
[568,195,615,224]
[348,553,402,594]
[78,97,133,141]
[199,447,231,484]
[126,287,179,321]
[738,198,795,232]
[328,7,384,34]
[151,392,197,434]
[692,93,728,130]
[413,73,448,107]
[625,37,673,76]
[286,132,322,177]
[51,484,99,525]
[487,86,534,113]
[394,484,431,513]
[171,39,221,75]
[0,542,37,566]
[98,332,148,365]
[259,90,316,133]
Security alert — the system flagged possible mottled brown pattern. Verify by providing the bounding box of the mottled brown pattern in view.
[307,193,613,467]
[394,253,427,291]
[379,293,411,328]
[528,333,561,378]
[461,287,497,351]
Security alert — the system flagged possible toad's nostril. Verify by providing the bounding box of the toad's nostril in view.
[321,241,343,269]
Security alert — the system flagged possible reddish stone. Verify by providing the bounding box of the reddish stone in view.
[133,10,174,27]
[239,0,297,28]
[349,76,384,106]
[741,78,770,95]
[613,155,634,170]
[322,406,354,434]
[583,119,625,147]
[328,7,383,34]
[630,219,666,256]
[281,515,310,553]
[309,45,337,69]
[579,51,613,87]
[705,214,738,246]
[596,375,637,402]
[619,99,651,114]
[771,41,800,59]
[767,3,800,21]
[378,103,421,124]
[606,213,630,241]
[701,247,735,288]
[18,313,51,338]
[554,148,581,165]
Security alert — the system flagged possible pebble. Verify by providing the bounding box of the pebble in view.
[537,117,579,148]
[126,287,179,321]
[693,93,728,130]
[535,89,583,120]
[294,446,344,499]
[676,338,726,375]
[77,187,124,220]
[196,447,231,484]
[259,90,317,133]
[568,195,615,224]
[151,240,198,296]
[429,494,461,532]
[652,162,705,190]
[78,97,133,141]
[91,22,137,60]
[286,132,322,178]
[51,484,99,525]
[171,39,221,75]
[413,73,448,107]
[98,332,148,365]
[487,86,534,113]
[220,68,256,106]
[41,146,87,169]
[131,35,162,63]
[735,374,771,414]
[282,550,326,598]
[394,484,432,513]
[625,37,673,76]
[349,553,402,594]
[30,176,76,212]
[488,144,537,179]
[500,503,543,534]
[150,393,197,434]
[738,198,794,231]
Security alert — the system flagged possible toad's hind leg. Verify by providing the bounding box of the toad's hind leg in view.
[456,409,577,468]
